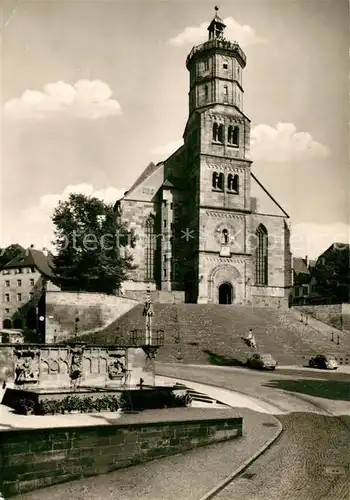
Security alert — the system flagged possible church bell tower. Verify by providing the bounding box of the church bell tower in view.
[183,7,253,304]
[186,6,247,119]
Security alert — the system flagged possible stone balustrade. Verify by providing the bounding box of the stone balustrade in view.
[186,38,247,67]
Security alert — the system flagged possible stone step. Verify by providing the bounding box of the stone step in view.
[83,304,350,367]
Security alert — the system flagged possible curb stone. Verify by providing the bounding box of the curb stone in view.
[156,373,284,500]
[156,373,286,414]
[199,417,283,500]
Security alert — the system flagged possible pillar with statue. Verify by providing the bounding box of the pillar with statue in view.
[143,291,154,345]
[140,291,162,385]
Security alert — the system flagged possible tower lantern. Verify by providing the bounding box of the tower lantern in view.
[207,6,226,40]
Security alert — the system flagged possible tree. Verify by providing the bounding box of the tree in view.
[51,193,135,294]
[313,244,350,303]
[0,244,25,269]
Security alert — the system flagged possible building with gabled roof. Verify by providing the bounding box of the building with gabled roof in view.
[115,8,292,307]
[3,247,55,278]
[310,242,350,303]
[292,256,313,304]
[0,246,59,335]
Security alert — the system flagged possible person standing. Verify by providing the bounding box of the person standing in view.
[247,329,256,348]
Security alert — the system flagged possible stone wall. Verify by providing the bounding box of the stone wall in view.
[44,291,139,343]
[0,409,243,497]
[251,214,291,307]
[343,304,350,331]
[122,289,185,304]
[296,304,350,331]
[120,198,160,284]
[250,292,288,309]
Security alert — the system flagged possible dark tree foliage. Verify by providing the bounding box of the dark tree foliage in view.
[0,244,25,269]
[313,245,350,303]
[51,193,135,294]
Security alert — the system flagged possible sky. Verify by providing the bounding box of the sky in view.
[1,0,349,259]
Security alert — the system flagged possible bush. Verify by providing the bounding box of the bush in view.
[35,394,120,415]
[15,398,36,415]
[15,390,189,415]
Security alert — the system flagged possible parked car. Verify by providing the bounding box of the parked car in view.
[246,353,277,371]
[309,355,338,370]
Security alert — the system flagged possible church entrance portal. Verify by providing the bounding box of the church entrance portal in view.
[218,283,233,305]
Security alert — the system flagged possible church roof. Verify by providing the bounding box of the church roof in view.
[251,172,289,218]
[126,162,160,196]
[120,143,185,201]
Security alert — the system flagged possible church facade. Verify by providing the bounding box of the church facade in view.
[116,10,293,307]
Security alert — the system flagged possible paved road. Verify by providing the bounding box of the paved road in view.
[156,363,350,500]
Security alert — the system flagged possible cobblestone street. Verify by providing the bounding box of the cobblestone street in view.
[156,364,350,499]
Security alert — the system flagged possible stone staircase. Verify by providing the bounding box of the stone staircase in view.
[80,304,350,366]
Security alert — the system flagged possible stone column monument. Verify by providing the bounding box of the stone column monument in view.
[143,292,154,345]
[142,291,158,385]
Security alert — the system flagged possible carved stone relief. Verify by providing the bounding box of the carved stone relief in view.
[14,348,40,385]
[208,263,241,282]
[107,352,127,382]
[12,345,130,388]
[69,346,85,387]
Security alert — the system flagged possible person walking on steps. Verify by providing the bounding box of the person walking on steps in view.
[242,329,256,349]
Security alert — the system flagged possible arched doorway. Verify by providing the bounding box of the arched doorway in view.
[219,283,233,304]
[2,319,12,329]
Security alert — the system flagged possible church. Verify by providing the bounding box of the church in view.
[115,9,292,307]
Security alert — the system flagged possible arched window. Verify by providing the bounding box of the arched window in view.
[144,215,156,281]
[233,126,239,146]
[218,124,224,143]
[255,224,268,285]
[217,172,224,190]
[222,229,229,245]
[228,125,233,144]
[228,126,239,146]
[223,85,228,103]
[213,172,224,190]
[212,123,219,141]
[204,85,208,101]
[227,174,239,193]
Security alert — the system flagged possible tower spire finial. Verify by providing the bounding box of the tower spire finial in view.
[208,5,226,40]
